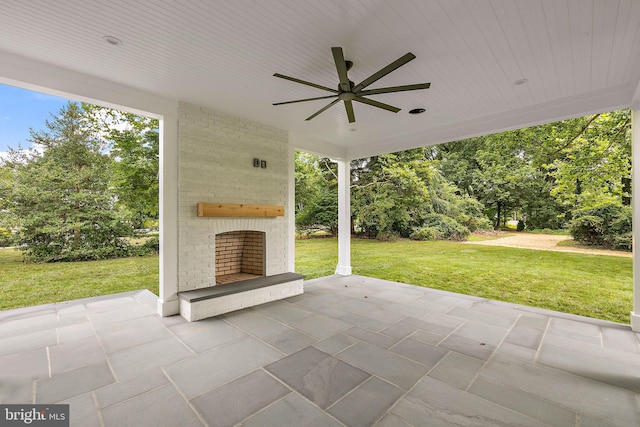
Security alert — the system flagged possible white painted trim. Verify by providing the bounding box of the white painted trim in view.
[0,50,176,117]
[157,113,180,316]
[632,108,640,331]
[632,79,640,111]
[335,265,353,276]
[290,132,347,160]
[632,312,640,333]
[335,159,352,276]
[158,298,180,318]
[287,139,296,272]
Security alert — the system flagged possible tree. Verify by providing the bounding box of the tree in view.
[296,189,339,236]
[350,149,489,239]
[0,162,15,218]
[84,105,159,229]
[549,110,631,210]
[295,152,339,235]
[0,163,16,246]
[295,152,323,214]
[433,133,534,229]
[432,109,631,233]
[351,150,431,238]
[295,109,631,241]
[294,149,490,240]
[4,102,133,262]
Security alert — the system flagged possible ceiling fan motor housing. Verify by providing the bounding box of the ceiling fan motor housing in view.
[338,80,356,94]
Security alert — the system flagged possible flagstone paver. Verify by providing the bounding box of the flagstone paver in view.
[1,278,639,426]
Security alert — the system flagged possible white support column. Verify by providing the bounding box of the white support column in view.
[287,141,296,272]
[335,159,352,276]
[157,111,180,316]
[632,108,640,331]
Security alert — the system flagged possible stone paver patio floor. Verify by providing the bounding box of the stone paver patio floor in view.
[1,275,639,426]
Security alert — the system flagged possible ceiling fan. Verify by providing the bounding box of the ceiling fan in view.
[273,47,430,123]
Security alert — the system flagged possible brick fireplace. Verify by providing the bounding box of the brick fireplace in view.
[215,230,265,284]
[176,102,303,321]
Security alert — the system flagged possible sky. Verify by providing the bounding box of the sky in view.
[0,83,72,158]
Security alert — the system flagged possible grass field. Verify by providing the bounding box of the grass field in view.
[1,238,633,323]
[296,238,633,324]
[0,248,158,311]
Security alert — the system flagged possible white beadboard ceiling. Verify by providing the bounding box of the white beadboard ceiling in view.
[1,0,639,159]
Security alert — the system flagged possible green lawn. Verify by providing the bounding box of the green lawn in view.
[0,248,158,311]
[296,238,633,324]
[0,238,633,324]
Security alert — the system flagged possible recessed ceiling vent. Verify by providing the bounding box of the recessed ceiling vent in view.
[102,35,123,46]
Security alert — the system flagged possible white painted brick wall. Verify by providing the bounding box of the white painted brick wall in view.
[178,102,290,292]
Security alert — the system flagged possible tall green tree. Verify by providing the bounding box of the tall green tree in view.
[84,105,159,229]
[430,129,560,228]
[4,102,133,262]
[295,152,339,235]
[351,150,430,238]
[549,110,631,210]
[0,164,16,246]
[295,151,323,214]
[0,163,14,214]
[432,109,631,231]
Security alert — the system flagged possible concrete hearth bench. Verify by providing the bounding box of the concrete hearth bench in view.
[178,272,305,321]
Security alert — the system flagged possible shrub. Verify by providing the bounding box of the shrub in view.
[610,208,632,237]
[295,190,338,236]
[29,241,133,263]
[570,203,631,250]
[614,232,632,251]
[474,217,493,231]
[516,220,525,232]
[423,213,470,241]
[131,235,160,256]
[0,227,14,247]
[410,226,440,241]
[455,197,487,232]
[571,215,604,245]
[141,235,160,254]
[526,228,570,236]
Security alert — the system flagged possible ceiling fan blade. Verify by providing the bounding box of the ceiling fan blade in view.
[344,100,356,123]
[354,96,401,113]
[305,99,341,121]
[273,73,338,93]
[352,53,416,92]
[332,47,351,92]
[358,82,431,96]
[273,94,338,106]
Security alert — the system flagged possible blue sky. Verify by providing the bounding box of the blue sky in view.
[0,83,72,156]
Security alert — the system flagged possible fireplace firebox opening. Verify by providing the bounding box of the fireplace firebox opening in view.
[215,230,265,285]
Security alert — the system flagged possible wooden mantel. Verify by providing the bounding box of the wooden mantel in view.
[197,202,284,217]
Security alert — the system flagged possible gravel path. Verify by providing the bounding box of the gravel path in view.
[465,233,632,258]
